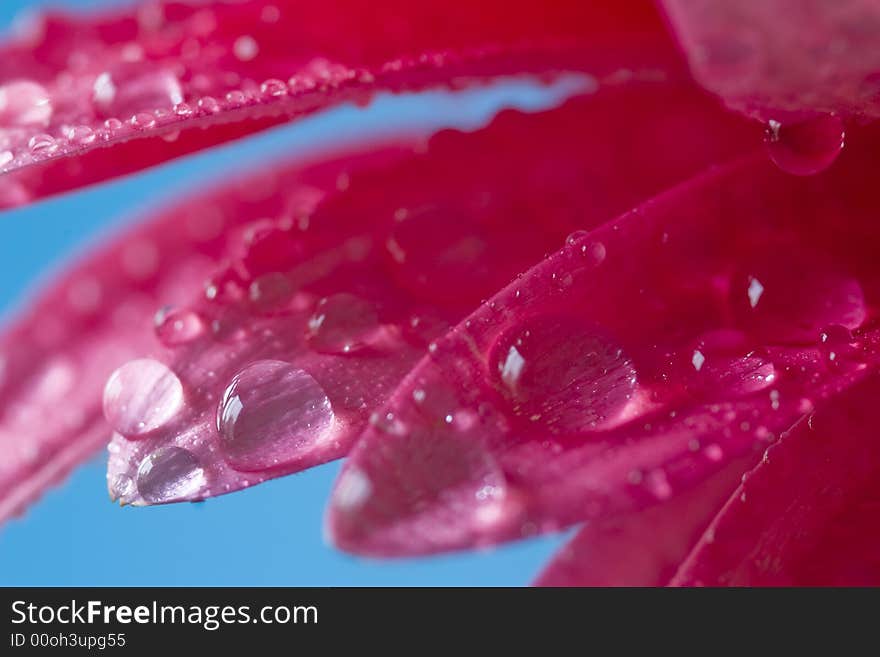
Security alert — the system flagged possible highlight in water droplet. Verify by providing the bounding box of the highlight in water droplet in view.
[137,446,205,503]
[764,115,845,176]
[103,359,184,438]
[216,360,335,471]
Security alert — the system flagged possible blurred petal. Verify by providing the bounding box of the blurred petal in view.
[662,0,880,122]
[534,458,749,586]
[672,372,880,586]
[103,82,754,506]
[0,0,678,207]
[327,126,880,556]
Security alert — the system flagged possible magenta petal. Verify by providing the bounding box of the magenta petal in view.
[326,128,880,556]
[661,0,880,122]
[0,205,225,524]
[672,372,880,586]
[0,0,678,207]
[534,458,749,586]
[103,83,755,506]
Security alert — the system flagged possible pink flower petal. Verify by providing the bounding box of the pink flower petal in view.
[534,458,750,586]
[672,371,880,586]
[661,0,880,122]
[104,83,754,506]
[0,0,678,207]
[326,127,880,556]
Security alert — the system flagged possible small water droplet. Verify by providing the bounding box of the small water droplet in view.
[94,68,182,119]
[0,80,52,126]
[0,150,13,168]
[764,115,845,176]
[109,472,134,501]
[130,112,156,129]
[65,124,95,145]
[154,307,205,346]
[28,133,57,154]
[248,272,293,312]
[260,78,288,97]
[137,446,205,503]
[492,315,637,433]
[306,293,379,354]
[217,360,334,471]
[233,35,259,61]
[103,359,183,438]
[565,230,589,247]
[198,96,220,113]
[581,241,606,266]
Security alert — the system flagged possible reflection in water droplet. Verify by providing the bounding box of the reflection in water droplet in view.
[492,315,637,433]
[306,293,379,354]
[764,115,845,176]
[109,472,134,501]
[0,80,52,126]
[154,307,205,346]
[103,359,183,438]
[216,360,334,471]
[137,446,205,503]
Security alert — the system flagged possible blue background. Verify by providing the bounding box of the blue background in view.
[0,0,571,585]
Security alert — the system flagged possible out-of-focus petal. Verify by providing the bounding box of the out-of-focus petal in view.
[672,372,880,586]
[0,0,678,207]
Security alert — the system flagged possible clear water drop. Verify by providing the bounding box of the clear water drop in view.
[93,68,182,119]
[28,133,57,153]
[306,293,379,354]
[492,314,637,433]
[136,446,205,503]
[260,78,288,97]
[216,360,334,471]
[65,124,95,146]
[764,115,845,176]
[154,307,205,346]
[103,359,183,438]
[130,112,156,129]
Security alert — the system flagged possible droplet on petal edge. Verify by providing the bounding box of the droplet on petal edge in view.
[0,0,679,206]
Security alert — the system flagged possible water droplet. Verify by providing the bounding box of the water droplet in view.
[154,307,205,346]
[492,315,637,433]
[198,96,220,113]
[65,124,95,146]
[764,115,845,176]
[233,35,259,61]
[28,133,57,154]
[248,272,293,312]
[0,150,13,168]
[259,78,288,97]
[109,472,134,501]
[130,112,156,129]
[0,80,52,126]
[216,360,334,471]
[565,230,589,247]
[137,446,205,503]
[819,323,857,371]
[581,241,606,266]
[103,359,184,438]
[306,293,379,354]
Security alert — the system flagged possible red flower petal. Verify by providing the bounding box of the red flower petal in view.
[661,0,880,122]
[0,0,677,207]
[672,372,880,586]
[534,458,749,586]
[102,83,754,506]
[326,127,880,556]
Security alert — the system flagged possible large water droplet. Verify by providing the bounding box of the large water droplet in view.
[103,359,183,438]
[0,80,52,126]
[306,293,379,354]
[764,115,845,176]
[216,360,334,471]
[491,315,637,433]
[136,446,205,503]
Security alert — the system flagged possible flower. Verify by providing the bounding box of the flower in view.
[2,0,879,585]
